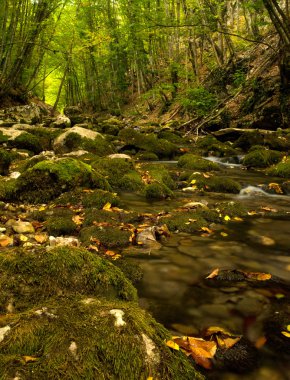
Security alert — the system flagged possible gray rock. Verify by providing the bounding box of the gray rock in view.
[50,115,71,129]
[108,153,132,160]
[10,221,35,234]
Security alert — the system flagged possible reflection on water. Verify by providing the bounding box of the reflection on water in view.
[121,163,290,380]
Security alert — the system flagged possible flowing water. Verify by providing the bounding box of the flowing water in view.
[121,160,290,380]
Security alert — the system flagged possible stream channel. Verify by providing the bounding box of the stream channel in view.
[121,158,290,380]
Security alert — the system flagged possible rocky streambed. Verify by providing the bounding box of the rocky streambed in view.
[0,103,290,379]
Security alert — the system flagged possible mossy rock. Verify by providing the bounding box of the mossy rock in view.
[8,132,43,154]
[0,149,14,175]
[144,182,173,200]
[0,247,137,313]
[26,127,62,150]
[46,216,77,236]
[82,190,121,209]
[13,158,106,203]
[196,135,238,157]
[65,133,114,156]
[0,178,17,200]
[267,157,290,178]
[217,201,248,217]
[80,226,132,248]
[164,211,208,233]
[242,148,283,168]
[157,130,186,144]
[119,171,144,191]
[178,154,220,171]
[0,131,9,144]
[84,209,140,228]
[119,129,178,159]
[142,164,176,190]
[136,152,159,161]
[188,173,241,193]
[0,298,203,380]
[92,158,136,190]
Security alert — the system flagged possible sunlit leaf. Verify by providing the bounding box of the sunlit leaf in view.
[22,356,38,363]
[233,217,243,221]
[200,227,213,234]
[88,245,99,252]
[102,202,112,211]
[72,215,84,225]
[255,336,267,349]
[34,233,48,244]
[245,272,272,281]
[220,232,228,237]
[206,268,219,279]
[281,331,290,338]
[248,211,258,216]
[224,215,231,221]
[203,326,231,336]
[260,206,277,212]
[268,183,283,194]
[166,340,180,350]
[190,179,197,185]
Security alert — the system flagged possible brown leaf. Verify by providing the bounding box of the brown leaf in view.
[268,183,283,194]
[0,235,13,247]
[255,336,267,349]
[206,268,219,279]
[88,245,99,252]
[203,326,231,337]
[200,227,213,234]
[72,215,84,226]
[244,272,272,281]
[219,336,241,349]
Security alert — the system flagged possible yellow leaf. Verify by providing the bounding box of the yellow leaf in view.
[88,245,99,252]
[245,272,272,281]
[234,217,243,221]
[34,233,48,244]
[220,232,228,237]
[102,202,112,211]
[147,378,153,380]
[19,234,28,242]
[22,356,38,363]
[38,206,46,211]
[287,325,290,332]
[105,250,116,257]
[221,336,241,349]
[268,183,283,194]
[203,326,231,336]
[224,215,231,221]
[281,331,290,338]
[190,179,197,185]
[206,268,219,279]
[203,173,211,178]
[200,227,213,234]
[248,211,257,216]
[72,215,84,226]
[166,340,180,350]
[111,254,121,260]
[275,293,285,299]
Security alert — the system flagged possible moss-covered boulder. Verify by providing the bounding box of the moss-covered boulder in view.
[196,135,238,157]
[80,226,132,248]
[54,127,113,156]
[164,211,208,233]
[267,157,290,178]
[46,216,77,236]
[242,148,283,168]
[119,129,179,159]
[0,247,137,313]
[144,182,173,200]
[0,149,14,175]
[12,158,108,203]
[0,298,203,380]
[188,173,242,193]
[8,132,43,154]
[178,154,220,171]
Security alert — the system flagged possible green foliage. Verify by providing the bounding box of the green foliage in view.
[179,87,217,116]
[267,157,290,178]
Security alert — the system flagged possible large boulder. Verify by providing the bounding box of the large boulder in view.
[53,126,107,154]
[0,103,42,125]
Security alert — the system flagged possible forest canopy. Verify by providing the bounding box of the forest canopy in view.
[0,0,289,112]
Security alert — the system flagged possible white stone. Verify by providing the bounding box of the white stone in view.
[109,309,126,327]
[108,154,132,160]
[10,172,21,179]
[11,221,35,234]
[0,326,11,343]
[48,236,80,247]
[142,334,160,366]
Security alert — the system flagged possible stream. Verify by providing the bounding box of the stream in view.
[121,159,290,380]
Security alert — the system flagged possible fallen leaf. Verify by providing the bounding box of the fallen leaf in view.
[88,245,99,252]
[190,179,197,185]
[102,202,112,211]
[268,183,283,194]
[220,232,228,237]
[203,326,232,336]
[19,234,28,242]
[224,215,231,221]
[281,331,290,338]
[219,336,241,349]
[206,268,219,279]
[72,215,84,226]
[287,325,290,332]
[233,217,243,222]
[34,233,48,244]
[22,356,38,363]
[255,336,267,349]
[260,206,277,212]
[248,211,258,216]
[105,250,116,257]
[244,272,272,281]
[166,340,180,350]
[203,173,211,178]
[200,227,213,234]
[0,236,13,247]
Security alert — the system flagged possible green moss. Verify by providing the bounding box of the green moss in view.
[145,182,173,200]
[82,190,121,209]
[64,133,113,156]
[242,148,283,168]
[165,211,208,233]
[0,178,17,200]
[14,158,104,203]
[136,152,159,161]
[8,132,43,154]
[188,173,241,193]
[0,298,203,380]
[217,201,248,217]
[46,216,77,236]
[119,129,178,159]
[0,149,14,175]
[196,135,238,157]
[26,127,62,150]
[119,171,144,191]
[178,154,220,171]
[143,164,176,189]
[84,209,140,227]
[157,130,186,144]
[92,158,135,189]
[80,226,132,248]
[0,246,137,313]
[267,157,290,178]
[0,131,8,144]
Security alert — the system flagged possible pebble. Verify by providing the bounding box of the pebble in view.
[10,221,35,234]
